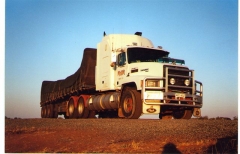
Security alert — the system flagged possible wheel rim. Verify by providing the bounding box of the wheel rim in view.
[123,96,133,113]
[121,90,142,119]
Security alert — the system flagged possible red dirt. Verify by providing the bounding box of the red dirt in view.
[5,118,238,153]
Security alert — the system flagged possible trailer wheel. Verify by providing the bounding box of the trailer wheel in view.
[48,104,58,118]
[46,105,51,118]
[173,109,193,119]
[64,114,69,119]
[88,111,96,118]
[68,98,77,119]
[121,90,142,119]
[42,106,47,118]
[48,104,54,118]
[77,97,89,118]
[52,104,58,118]
[41,107,44,118]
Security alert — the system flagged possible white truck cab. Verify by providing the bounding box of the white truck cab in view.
[95,32,203,119]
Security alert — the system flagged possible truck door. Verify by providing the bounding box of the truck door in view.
[115,52,127,87]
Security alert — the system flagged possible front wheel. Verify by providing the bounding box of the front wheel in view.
[120,90,142,119]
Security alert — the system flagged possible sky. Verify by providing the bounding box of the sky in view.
[5,0,238,119]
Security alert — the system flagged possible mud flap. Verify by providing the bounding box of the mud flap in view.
[142,103,160,114]
[118,107,124,118]
[193,108,201,117]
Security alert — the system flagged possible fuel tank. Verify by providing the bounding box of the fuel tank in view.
[87,92,120,111]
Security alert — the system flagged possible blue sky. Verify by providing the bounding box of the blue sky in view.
[5,0,238,119]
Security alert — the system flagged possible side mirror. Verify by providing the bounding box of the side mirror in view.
[110,62,116,67]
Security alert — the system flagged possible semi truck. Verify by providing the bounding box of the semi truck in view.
[40,32,203,119]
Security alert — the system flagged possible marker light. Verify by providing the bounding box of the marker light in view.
[146,80,160,87]
[170,78,175,85]
[184,79,190,86]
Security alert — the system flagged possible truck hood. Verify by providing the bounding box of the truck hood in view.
[127,62,187,77]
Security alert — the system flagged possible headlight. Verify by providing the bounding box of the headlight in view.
[170,78,175,85]
[146,80,160,87]
[184,79,190,86]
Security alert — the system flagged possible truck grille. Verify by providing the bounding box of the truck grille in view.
[164,66,193,93]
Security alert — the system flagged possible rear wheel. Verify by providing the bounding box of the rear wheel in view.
[98,111,118,118]
[46,105,51,118]
[48,104,54,118]
[64,114,69,119]
[52,104,58,118]
[88,111,96,118]
[159,113,173,120]
[43,106,47,118]
[159,107,173,120]
[41,106,45,118]
[173,109,193,119]
[121,90,142,119]
[68,97,78,119]
[77,97,89,118]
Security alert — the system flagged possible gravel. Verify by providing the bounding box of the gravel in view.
[5,118,238,153]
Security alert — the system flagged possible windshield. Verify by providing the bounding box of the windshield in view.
[158,57,185,65]
[127,48,185,65]
[127,48,169,63]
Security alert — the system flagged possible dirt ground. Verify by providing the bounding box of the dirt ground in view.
[5,118,238,153]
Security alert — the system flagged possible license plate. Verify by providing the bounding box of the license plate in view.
[144,91,163,99]
[175,93,185,99]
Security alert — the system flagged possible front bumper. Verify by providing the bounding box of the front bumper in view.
[142,77,203,108]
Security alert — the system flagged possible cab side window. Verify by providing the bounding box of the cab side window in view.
[117,52,126,66]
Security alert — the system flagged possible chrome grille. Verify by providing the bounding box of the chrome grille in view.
[164,66,193,93]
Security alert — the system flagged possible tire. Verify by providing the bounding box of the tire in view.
[159,108,173,120]
[41,107,44,118]
[50,104,58,118]
[46,105,51,118]
[42,106,47,118]
[64,114,69,119]
[77,97,89,118]
[52,104,58,118]
[88,111,96,118]
[68,98,77,119]
[48,104,54,118]
[159,114,173,120]
[173,109,193,119]
[120,90,142,119]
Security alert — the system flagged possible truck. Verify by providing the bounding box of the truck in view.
[40,32,203,119]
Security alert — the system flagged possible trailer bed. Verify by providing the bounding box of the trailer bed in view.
[40,48,97,106]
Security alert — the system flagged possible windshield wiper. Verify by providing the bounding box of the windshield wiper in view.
[157,57,185,65]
